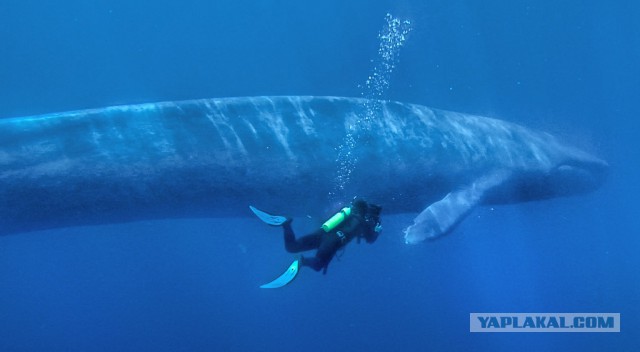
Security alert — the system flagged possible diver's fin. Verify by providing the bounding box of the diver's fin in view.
[404,170,510,244]
[260,260,300,289]
[249,205,288,226]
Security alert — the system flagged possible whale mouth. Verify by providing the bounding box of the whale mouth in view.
[483,158,609,205]
[549,159,609,196]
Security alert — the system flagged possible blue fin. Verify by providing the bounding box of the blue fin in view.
[260,260,300,289]
[249,205,288,226]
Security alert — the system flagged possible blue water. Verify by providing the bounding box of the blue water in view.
[1,1,638,351]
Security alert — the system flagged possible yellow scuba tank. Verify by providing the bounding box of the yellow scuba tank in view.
[321,207,351,232]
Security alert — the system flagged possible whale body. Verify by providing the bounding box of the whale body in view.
[0,96,607,242]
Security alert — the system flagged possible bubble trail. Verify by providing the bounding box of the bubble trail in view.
[331,13,412,198]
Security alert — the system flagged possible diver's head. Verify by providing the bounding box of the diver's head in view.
[351,198,368,215]
[364,203,382,230]
[351,198,383,233]
[366,203,382,220]
[351,198,381,216]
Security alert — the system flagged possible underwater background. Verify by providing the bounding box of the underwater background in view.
[1,1,638,351]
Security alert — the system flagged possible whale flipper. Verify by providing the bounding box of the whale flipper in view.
[404,171,511,244]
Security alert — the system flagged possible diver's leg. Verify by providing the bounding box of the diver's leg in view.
[283,222,323,253]
[300,256,326,272]
[300,235,340,272]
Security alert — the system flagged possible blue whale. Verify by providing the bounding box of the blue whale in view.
[0,96,607,243]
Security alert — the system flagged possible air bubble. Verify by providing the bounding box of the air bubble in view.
[332,13,412,197]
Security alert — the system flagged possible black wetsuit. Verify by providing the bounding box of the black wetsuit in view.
[283,213,379,273]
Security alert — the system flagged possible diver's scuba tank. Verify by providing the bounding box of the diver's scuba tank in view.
[321,207,351,232]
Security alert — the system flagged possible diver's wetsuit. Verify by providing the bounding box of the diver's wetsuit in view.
[282,213,379,273]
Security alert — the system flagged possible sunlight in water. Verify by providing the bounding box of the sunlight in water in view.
[332,13,412,197]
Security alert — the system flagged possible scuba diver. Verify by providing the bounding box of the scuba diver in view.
[250,198,382,288]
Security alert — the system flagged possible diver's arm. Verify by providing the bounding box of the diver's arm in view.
[364,231,379,243]
[358,224,376,243]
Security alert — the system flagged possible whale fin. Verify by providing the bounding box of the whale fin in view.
[249,205,288,226]
[404,171,510,244]
[260,260,300,289]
